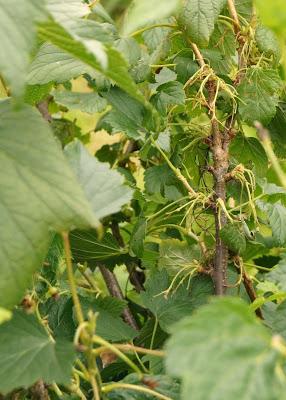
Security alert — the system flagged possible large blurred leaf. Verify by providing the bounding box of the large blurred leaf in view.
[179,0,227,47]
[0,101,96,308]
[38,21,147,104]
[65,140,133,220]
[0,0,47,95]
[238,67,282,125]
[0,311,75,394]
[46,0,90,23]
[122,0,180,36]
[166,297,286,400]
[27,43,98,84]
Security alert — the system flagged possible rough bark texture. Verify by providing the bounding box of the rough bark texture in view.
[208,82,230,295]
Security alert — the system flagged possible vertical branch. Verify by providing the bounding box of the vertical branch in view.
[99,265,139,331]
[207,81,229,295]
[227,0,240,31]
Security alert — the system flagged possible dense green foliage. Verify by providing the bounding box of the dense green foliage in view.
[1,0,286,399]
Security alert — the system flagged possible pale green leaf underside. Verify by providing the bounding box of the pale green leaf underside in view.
[0,311,75,394]
[38,21,147,105]
[27,43,98,84]
[53,90,107,114]
[166,297,285,400]
[123,0,180,36]
[65,140,133,220]
[0,0,47,95]
[0,101,96,308]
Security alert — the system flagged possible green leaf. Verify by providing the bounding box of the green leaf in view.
[40,296,76,341]
[38,21,147,105]
[220,224,246,254]
[24,83,53,106]
[166,297,286,400]
[0,0,47,95]
[106,373,181,399]
[179,0,227,47]
[81,297,137,342]
[144,164,177,195]
[103,87,147,140]
[152,81,185,114]
[53,90,107,114]
[237,67,282,125]
[0,311,75,394]
[65,140,133,220]
[159,239,201,275]
[255,25,281,65]
[70,230,129,268]
[264,203,286,245]
[0,102,96,308]
[129,217,147,257]
[268,102,286,158]
[266,254,286,292]
[27,43,98,84]
[46,0,90,23]
[235,0,253,21]
[122,0,180,36]
[264,302,286,340]
[141,270,198,332]
[230,134,268,177]
[114,38,142,67]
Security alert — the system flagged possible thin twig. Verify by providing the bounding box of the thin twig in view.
[102,383,172,400]
[93,343,164,357]
[190,42,206,68]
[99,265,139,330]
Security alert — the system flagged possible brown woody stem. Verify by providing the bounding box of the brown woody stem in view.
[98,265,139,330]
[207,81,229,295]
